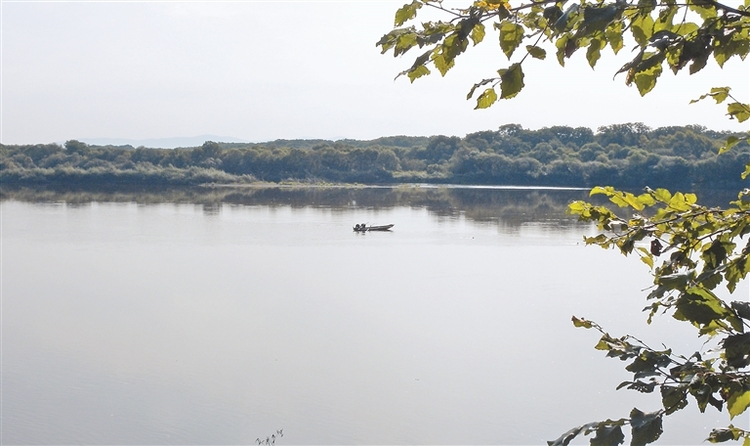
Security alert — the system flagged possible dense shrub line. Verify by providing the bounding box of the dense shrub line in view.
[2,123,748,188]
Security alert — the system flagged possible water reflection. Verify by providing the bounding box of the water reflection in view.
[1,185,605,229]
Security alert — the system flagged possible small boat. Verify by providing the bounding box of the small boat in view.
[353,224,394,232]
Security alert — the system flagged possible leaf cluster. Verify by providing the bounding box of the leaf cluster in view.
[379,0,750,110]
[566,184,750,444]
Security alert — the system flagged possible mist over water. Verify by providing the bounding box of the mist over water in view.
[2,187,746,444]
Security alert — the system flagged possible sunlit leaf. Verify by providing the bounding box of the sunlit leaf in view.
[466,78,495,99]
[407,64,431,82]
[741,162,750,180]
[727,390,750,419]
[470,22,486,46]
[605,21,624,54]
[719,136,739,154]
[633,56,664,96]
[727,102,750,123]
[653,188,671,203]
[475,87,498,109]
[631,15,655,47]
[498,21,525,59]
[572,316,593,328]
[395,0,422,26]
[587,38,603,68]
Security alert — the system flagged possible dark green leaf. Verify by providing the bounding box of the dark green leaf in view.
[526,45,546,60]
[498,63,525,99]
[629,408,663,446]
[554,3,580,32]
[661,386,688,414]
[590,424,625,446]
[582,4,617,33]
[548,426,584,446]
[731,301,750,320]
[723,333,750,369]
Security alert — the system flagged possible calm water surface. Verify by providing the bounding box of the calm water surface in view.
[2,187,746,444]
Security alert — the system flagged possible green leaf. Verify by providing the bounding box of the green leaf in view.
[668,192,690,211]
[498,21,525,59]
[555,34,570,66]
[661,386,688,414]
[719,136,739,154]
[432,51,455,76]
[727,102,750,123]
[470,22,486,46]
[707,427,741,443]
[632,56,663,96]
[731,301,750,320]
[741,162,750,180]
[727,390,750,419]
[723,333,750,368]
[689,1,718,20]
[639,252,654,269]
[407,64,431,82]
[587,38,603,68]
[395,0,422,26]
[653,188,671,203]
[572,316,593,328]
[547,426,584,446]
[605,21,624,54]
[630,408,663,446]
[674,288,731,326]
[526,45,546,60]
[498,63,525,99]
[631,15,655,47]
[475,87,498,109]
[710,87,730,104]
[590,424,625,446]
[466,78,495,100]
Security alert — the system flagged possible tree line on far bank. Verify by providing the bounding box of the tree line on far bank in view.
[2,123,748,189]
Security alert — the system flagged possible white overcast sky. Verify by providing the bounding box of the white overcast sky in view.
[1,0,749,145]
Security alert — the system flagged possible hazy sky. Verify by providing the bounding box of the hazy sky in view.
[2,0,749,145]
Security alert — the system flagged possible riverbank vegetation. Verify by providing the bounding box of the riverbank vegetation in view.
[2,123,748,189]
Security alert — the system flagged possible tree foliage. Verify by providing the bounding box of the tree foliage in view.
[378,0,749,120]
[379,0,750,444]
[2,126,748,189]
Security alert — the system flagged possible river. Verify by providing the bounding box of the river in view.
[2,186,746,444]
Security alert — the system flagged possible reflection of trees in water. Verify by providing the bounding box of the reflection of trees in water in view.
[0,185,739,227]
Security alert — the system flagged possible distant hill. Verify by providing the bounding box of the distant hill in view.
[80,135,252,149]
